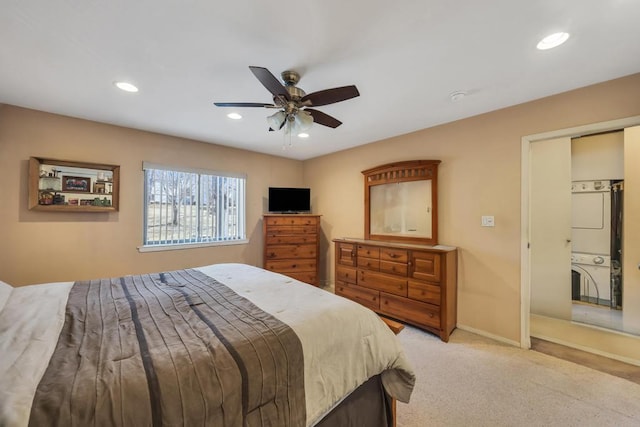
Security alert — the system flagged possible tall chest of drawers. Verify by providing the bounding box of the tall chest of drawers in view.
[263,214,321,286]
[334,238,457,341]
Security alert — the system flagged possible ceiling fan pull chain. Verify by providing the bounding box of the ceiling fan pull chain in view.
[282,127,292,151]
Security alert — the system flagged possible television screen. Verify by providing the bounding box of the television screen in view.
[268,187,311,213]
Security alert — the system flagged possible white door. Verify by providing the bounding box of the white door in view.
[530,137,573,320]
[623,126,640,332]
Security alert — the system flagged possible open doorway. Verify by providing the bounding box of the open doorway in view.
[521,117,640,364]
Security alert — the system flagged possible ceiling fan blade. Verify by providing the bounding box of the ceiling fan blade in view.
[213,102,275,107]
[306,108,342,128]
[301,85,359,107]
[249,66,291,101]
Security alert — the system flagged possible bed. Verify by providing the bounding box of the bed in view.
[0,263,414,426]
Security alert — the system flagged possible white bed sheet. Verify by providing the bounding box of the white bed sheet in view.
[0,281,73,426]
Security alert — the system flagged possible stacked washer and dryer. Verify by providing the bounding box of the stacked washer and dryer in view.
[571,180,622,308]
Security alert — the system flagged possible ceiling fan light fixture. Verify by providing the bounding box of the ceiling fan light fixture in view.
[536,32,570,50]
[298,133,310,138]
[284,111,313,135]
[227,112,242,120]
[267,111,286,129]
[293,110,313,132]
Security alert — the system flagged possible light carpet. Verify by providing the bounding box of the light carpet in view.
[396,326,640,426]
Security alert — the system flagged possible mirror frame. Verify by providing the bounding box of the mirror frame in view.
[363,160,440,245]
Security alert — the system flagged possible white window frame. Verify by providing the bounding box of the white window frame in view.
[138,162,247,252]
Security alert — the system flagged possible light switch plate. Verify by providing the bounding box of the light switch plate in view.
[481,216,495,227]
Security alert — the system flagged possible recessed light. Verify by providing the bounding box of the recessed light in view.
[536,32,570,50]
[298,133,309,138]
[227,113,242,120]
[114,81,139,92]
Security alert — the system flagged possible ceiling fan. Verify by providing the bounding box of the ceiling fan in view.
[214,66,360,134]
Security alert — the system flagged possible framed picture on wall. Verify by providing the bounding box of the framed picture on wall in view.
[62,176,91,192]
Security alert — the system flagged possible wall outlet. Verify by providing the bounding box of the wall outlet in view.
[481,215,495,227]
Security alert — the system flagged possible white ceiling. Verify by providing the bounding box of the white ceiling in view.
[1,1,639,160]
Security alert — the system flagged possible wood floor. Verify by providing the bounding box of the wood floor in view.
[531,337,640,385]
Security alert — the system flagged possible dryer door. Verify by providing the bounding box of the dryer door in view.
[571,183,611,254]
[573,192,604,229]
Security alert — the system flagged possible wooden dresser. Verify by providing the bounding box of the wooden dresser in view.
[263,214,321,286]
[333,238,457,341]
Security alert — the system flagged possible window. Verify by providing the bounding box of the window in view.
[141,163,246,250]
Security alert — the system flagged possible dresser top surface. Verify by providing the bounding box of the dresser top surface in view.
[263,213,321,217]
[333,237,456,252]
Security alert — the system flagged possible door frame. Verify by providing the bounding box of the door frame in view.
[520,115,640,348]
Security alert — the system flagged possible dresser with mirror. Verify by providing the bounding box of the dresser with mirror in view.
[334,160,458,341]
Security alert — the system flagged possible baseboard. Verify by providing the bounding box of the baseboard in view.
[456,324,521,348]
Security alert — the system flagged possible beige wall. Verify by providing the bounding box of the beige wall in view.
[0,105,304,286]
[304,73,640,343]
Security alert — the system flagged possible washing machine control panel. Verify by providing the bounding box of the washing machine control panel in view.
[571,253,611,267]
[571,180,611,192]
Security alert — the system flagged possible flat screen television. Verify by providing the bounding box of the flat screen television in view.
[268,187,311,213]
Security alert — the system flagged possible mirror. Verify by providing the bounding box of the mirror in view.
[363,160,439,245]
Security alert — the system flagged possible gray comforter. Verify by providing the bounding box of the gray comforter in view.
[29,268,305,426]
